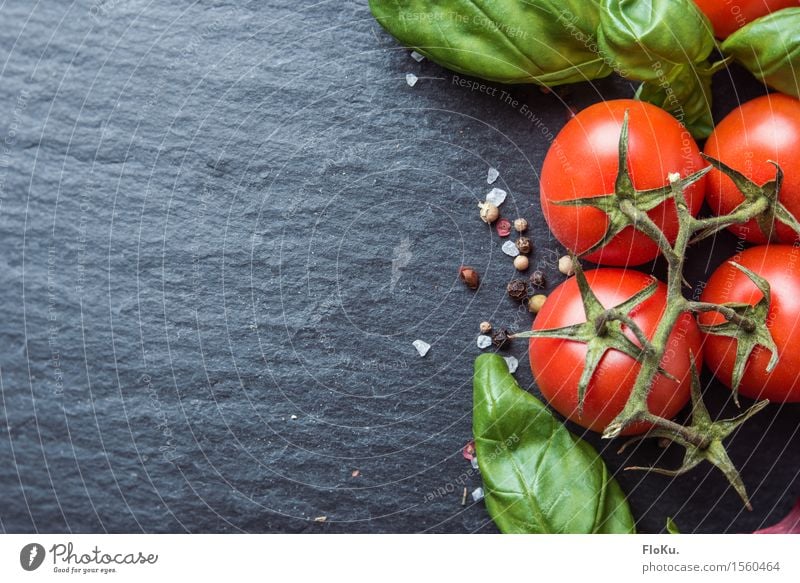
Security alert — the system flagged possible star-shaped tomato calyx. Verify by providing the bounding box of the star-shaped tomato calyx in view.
[697,154,800,243]
[695,262,779,405]
[513,258,674,416]
[554,110,710,258]
[619,360,768,510]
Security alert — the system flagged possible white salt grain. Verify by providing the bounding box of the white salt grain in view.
[477,335,492,349]
[487,167,500,184]
[502,240,520,257]
[504,356,519,374]
[413,339,431,357]
[410,51,425,62]
[486,187,507,206]
[471,457,479,470]
[471,487,485,502]
[405,73,418,87]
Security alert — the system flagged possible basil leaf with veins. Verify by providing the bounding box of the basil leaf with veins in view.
[368,0,612,86]
[723,9,800,99]
[597,0,718,138]
[473,353,635,534]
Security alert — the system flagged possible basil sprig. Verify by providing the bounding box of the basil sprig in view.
[473,354,635,534]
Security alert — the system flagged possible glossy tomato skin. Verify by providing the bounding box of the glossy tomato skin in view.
[529,269,702,435]
[700,245,800,402]
[704,94,800,243]
[694,0,799,39]
[540,100,706,266]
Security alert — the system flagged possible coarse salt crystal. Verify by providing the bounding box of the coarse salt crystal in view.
[413,339,431,357]
[477,335,492,349]
[471,457,479,470]
[487,167,500,184]
[405,73,418,87]
[504,356,519,374]
[486,187,507,206]
[410,50,425,62]
[471,487,485,502]
[502,240,520,257]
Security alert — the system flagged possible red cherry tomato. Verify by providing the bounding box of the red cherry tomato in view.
[704,94,800,244]
[694,0,799,39]
[540,100,706,266]
[700,245,800,402]
[529,269,702,435]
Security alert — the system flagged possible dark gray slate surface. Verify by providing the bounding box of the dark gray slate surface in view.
[0,0,797,534]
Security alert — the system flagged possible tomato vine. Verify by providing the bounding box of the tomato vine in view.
[515,111,797,508]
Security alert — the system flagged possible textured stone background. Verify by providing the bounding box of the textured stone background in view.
[0,0,797,533]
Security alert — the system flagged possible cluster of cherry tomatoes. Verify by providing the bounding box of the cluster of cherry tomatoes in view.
[529,94,800,435]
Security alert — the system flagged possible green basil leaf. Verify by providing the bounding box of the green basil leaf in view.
[722,8,800,98]
[597,0,714,76]
[368,0,612,85]
[635,69,714,138]
[473,353,635,534]
[597,0,717,137]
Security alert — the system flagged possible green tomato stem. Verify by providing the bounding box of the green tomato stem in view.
[691,195,771,242]
[639,411,711,449]
[596,310,655,354]
[687,301,757,333]
[617,198,677,261]
[603,181,770,441]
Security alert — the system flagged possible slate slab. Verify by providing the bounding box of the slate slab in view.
[0,0,797,533]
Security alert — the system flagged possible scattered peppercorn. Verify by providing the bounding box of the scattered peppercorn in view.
[478,201,499,224]
[528,294,547,314]
[459,266,480,289]
[513,218,528,232]
[513,255,529,271]
[558,255,575,276]
[479,321,492,334]
[495,218,512,237]
[492,328,511,349]
[530,270,546,289]
[506,279,528,301]
[515,236,532,254]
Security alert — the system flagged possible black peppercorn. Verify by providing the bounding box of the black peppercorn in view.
[506,279,528,301]
[492,328,511,349]
[515,236,532,255]
[530,270,546,289]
